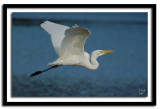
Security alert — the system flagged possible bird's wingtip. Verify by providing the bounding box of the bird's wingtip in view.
[43,20,50,23]
[72,24,79,28]
[41,20,50,27]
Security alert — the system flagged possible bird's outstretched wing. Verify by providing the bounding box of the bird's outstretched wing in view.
[40,21,69,56]
[60,25,91,58]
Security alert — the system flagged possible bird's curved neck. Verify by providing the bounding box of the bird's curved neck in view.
[87,53,99,70]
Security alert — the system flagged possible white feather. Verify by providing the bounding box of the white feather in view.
[60,25,91,58]
[40,21,69,55]
[40,21,114,69]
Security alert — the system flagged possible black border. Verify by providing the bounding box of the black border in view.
[2,4,156,106]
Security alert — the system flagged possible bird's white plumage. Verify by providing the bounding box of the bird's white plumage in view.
[40,21,114,69]
[40,21,69,55]
[60,25,90,58]
[41,21,90,58]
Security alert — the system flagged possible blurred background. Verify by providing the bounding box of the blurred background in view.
[12,12,148,97]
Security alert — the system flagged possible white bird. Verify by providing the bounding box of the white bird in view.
[30,21,114,77]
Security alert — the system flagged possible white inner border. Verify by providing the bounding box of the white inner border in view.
[7,8,152,102]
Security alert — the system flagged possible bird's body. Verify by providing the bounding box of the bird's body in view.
[30,21,114,77]
[50,52,98,70]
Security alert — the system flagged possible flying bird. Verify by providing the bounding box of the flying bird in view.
[30,21,114,77]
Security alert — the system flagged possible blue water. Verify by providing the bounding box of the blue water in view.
[12,12,148,97]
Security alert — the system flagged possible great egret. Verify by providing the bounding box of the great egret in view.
[30,21,114,77]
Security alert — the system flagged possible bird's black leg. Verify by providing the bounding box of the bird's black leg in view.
[30,65,61,77]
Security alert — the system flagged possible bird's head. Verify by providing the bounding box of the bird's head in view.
[92,50,114,58]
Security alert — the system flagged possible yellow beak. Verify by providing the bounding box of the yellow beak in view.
[100,50,114,53]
